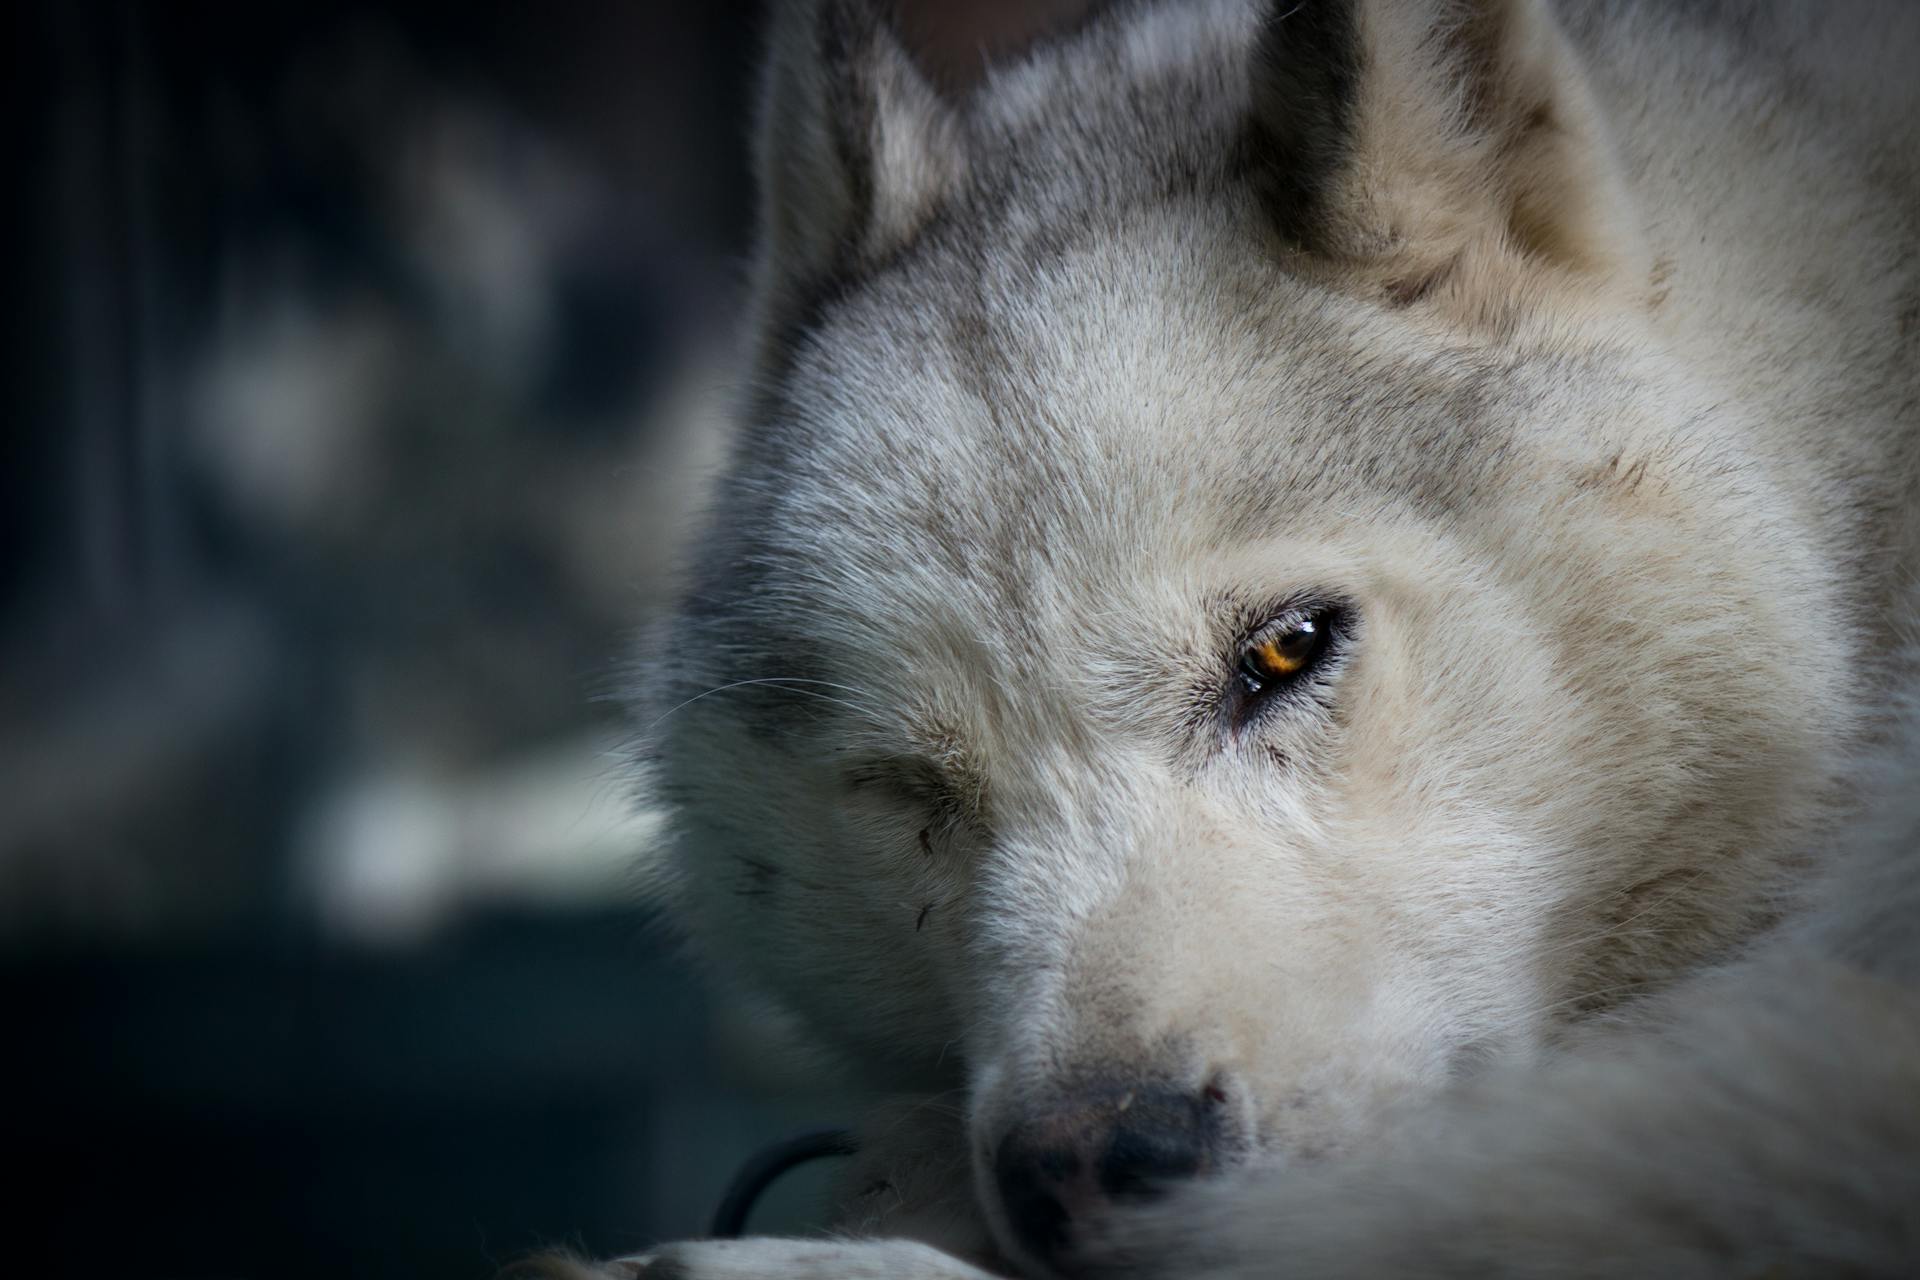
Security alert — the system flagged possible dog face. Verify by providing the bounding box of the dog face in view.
[641,0,1857,1269]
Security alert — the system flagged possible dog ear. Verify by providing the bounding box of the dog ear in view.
[1250,0,1644,319]
[750,0,966,353]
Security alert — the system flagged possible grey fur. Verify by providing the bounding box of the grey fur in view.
[618,0,1920,1275]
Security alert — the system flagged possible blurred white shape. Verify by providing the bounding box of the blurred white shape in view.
[395,97,593,388]
[191,286,403,531]
[299,733,663,944]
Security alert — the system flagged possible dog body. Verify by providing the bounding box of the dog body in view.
[625,1,1920,1275]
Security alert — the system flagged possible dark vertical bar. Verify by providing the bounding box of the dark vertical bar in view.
[123,0,185,604]
[53,0,139,616]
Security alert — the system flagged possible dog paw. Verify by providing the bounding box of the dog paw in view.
[622,1237,1004,1279]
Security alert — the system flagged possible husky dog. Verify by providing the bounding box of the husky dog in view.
[608,0,1920,1275]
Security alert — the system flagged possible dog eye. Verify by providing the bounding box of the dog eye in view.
[1238,610,1336,692]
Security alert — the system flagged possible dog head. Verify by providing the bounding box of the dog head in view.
[640,0,1861,1271]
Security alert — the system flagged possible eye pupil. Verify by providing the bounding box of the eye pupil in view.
[1239,613,1330,688]
[1276,622,1317,660]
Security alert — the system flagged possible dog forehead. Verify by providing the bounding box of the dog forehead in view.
[766,218,1509,590]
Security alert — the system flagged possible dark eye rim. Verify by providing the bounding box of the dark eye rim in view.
[1227,598,1352,724]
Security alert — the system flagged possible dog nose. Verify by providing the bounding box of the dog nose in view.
[992,1082,1228,1271]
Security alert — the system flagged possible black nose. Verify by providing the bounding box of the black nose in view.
[992,1082,1229,1271]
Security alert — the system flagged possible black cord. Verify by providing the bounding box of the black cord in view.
[708,1128,859,1239]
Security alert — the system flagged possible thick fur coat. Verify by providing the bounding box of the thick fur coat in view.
[593,0,1920,1275]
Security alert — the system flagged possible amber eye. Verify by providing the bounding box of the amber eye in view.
[1238,613,1331,690]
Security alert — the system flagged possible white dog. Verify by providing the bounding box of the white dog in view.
[596,0,1920,1275]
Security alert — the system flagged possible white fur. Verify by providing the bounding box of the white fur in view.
[609,0,1920,1275]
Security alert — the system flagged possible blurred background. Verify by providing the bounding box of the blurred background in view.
[4,1,849,1274]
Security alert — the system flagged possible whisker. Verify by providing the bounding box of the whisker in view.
[643,677,881,732]
[1533,868,1714,961]
[1520,978,1663,1022]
